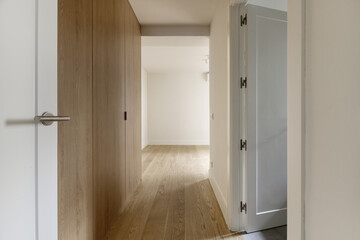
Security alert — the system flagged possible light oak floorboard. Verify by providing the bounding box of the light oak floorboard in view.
[106,145,243,240]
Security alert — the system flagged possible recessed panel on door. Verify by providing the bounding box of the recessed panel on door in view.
[246,4,287,233]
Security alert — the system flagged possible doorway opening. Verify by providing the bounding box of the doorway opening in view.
[141,36,210,153]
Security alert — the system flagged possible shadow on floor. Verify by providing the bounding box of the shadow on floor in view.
[241,226,287,240]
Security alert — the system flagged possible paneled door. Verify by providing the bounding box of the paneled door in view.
[0,0,60,239]
[244,4,287,233]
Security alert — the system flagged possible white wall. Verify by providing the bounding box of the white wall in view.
[304,1,360,239]
[147,72,209,145]
[142,67,148,149]
[209,0,231,224]
[288,0,360,239]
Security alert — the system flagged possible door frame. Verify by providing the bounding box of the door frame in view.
[286,0,305,240]
[228,1,306,239]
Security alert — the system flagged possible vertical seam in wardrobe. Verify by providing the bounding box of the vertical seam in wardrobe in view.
[91,0,95,237]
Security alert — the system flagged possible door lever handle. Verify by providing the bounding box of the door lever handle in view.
[36,112,70,126]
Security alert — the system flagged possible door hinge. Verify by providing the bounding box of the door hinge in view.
[240,77,247,89]
[241,14,247,26]
[240,139,247,151]
[240,201,247,213]
[124,111,127,121]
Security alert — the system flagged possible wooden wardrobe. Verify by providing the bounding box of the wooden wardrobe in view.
[58,0,142,239]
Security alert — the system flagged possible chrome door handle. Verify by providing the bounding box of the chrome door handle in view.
[36,112,70,126]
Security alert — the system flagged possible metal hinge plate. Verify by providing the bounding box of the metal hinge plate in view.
[240,201,247,213]
[240,139,247,151]
[240,77,247,89]
[241,14,247,26]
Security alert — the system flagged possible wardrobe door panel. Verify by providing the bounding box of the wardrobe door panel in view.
[60,0,141,238]
[125,1,134,197]
[125,2,141,198]
[58,0,93,239]
[133,9,142,184]
[93,0,126,238]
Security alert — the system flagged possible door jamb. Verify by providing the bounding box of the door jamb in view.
[287,0,306,240]
[229,2,244,232]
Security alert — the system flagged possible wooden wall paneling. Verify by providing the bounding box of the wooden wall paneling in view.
[93,0,127,239]
[125,1,142,199]
[125,0,135,198]
[59,0,141,238]
[118,0,128,211]
[133,8,142,184]
[58,0,93,239]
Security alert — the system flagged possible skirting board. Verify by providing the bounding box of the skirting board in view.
[142,142,148,149]
[209,175,229,225]
[148,140,210,145]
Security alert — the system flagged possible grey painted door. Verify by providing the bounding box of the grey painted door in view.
[245,4,287,233]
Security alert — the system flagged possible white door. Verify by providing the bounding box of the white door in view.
[0,0,59,239]
[244,4,287,233]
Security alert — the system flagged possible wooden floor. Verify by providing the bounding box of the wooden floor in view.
[105,145,240,240]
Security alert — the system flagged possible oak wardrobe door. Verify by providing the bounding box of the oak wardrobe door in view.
[59,0,141,238]
[58,0,93,239]
[125,1,142,199]
[93,0,126,238]
[133,8,142,188]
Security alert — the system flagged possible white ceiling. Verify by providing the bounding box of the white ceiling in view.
[129,0,219,25]
[142,36,209,73]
